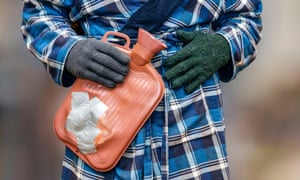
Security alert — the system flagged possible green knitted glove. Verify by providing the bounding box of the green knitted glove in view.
[163,30,231,94]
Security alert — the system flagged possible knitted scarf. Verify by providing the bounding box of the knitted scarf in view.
[120,0,183,38]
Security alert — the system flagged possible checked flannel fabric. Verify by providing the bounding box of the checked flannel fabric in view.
[21,0,262,179]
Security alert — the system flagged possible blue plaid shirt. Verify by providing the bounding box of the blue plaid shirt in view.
[21,0,262,179]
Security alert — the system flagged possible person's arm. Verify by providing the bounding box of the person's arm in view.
[212,0,263,82]
[21,0,85,87]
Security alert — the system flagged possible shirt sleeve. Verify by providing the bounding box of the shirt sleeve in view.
[212,0,263,82]
[21,0,86,87]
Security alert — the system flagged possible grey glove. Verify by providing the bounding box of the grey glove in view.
[65,38,130,88]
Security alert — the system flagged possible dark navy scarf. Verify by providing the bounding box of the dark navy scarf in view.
[120,0,183,38]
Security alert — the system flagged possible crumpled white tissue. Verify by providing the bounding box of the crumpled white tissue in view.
[66,92,108,154]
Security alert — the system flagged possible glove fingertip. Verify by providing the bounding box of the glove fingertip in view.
[176,30,190,37]
[105,82,116,88]
[171,78,185,90]
[163,71,173,80]
[121,55,130,65]
[184,80,202,94]
[163,55,179,67]
[176,30,199,42]
[176,31,189,42]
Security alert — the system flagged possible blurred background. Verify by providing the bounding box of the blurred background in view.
[1,1,300,179]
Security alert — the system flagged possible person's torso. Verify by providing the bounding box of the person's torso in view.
[67,0,225,37]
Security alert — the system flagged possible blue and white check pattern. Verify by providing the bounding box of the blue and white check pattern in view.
[21,0,262,179]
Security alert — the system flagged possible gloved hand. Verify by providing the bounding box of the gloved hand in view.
[65,38,130,88]
[163,30,231,94]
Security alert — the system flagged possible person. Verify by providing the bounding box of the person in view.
[21,0,262,179]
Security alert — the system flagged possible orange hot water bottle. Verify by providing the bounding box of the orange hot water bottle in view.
[53,28,166,171]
